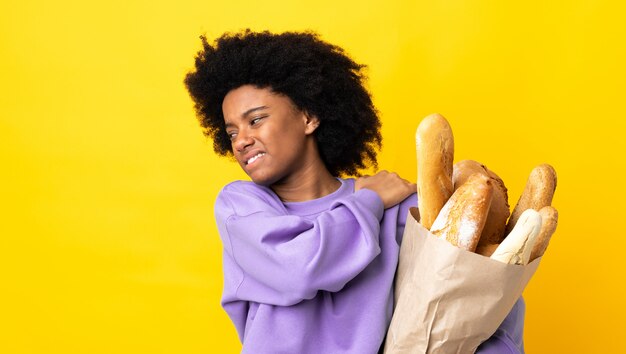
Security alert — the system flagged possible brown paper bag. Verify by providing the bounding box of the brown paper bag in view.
[384,208,541,354]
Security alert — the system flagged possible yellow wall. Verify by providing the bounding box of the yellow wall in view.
[1,0,623,353]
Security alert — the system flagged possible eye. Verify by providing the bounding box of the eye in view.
[250,116,266,125]
[227,131,237,140]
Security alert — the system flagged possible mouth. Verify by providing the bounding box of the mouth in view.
[245,152,266,166]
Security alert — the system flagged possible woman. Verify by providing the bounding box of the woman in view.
[184,30,525,354]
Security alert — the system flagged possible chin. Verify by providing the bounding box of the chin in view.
[251,178,273,187]
[248,172,278,187]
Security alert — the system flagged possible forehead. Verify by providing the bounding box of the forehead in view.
[223,85,273,108]
[222,85,297,120]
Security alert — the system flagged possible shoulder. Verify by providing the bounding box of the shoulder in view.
[395,192,418,221]
[216,180,285,218]
[401,192,418,209]
[339,177,356,187]
[219,180,272,197]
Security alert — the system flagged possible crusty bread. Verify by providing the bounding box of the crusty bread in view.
[505,164,557,234]
[529,206,559,262]
[430,173,493,252]
[453,160,510,248]
[491,209,542,265]
[475,243,500,257]
[416,113,455,230]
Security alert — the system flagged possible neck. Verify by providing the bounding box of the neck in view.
[270,144,341,202]
[272,169,340,202]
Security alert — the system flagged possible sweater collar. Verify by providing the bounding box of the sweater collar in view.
[282,178,354,216]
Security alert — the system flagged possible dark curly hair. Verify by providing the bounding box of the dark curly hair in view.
[184,29,382,177]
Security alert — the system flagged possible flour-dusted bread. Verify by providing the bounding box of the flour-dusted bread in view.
[453,160,510,256]
[430,173,493,252]
[491,209,542,265]
[416,113,455,230]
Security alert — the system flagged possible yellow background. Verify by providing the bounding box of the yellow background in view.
[1,0,624,353]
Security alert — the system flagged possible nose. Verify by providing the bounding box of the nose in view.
[233,129,254,152]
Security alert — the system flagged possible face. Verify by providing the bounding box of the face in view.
[222,85,319,186]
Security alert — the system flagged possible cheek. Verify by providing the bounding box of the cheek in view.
[262,121,307,157]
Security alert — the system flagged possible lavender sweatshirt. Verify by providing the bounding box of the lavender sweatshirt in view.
[214,178,525,353]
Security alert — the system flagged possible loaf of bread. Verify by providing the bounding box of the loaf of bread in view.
[430,173,493,252]
[505,164,557,234]
[491,209,542,265]
[453,160,510,255]
[529,206,559,262]
[416,113,455,230]
[475,243,500,257]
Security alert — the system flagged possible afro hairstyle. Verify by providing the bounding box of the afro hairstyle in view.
[184,29,382,177]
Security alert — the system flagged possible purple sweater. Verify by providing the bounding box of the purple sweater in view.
[214,178,525,353]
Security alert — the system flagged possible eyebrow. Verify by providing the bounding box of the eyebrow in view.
[243,105,268,117]
[225,106,269,128]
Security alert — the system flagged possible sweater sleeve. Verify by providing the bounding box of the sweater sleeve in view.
[215,182,386,306]
[395,193,418,244]
[476,297,526,353]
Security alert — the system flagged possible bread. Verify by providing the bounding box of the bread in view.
[475,243,500,257]
[416,113,455,230]
[491,209,542,265]
[430,173,493,252]
[505,164,557,234]
[529,206,559,262]
[453,160,510,248]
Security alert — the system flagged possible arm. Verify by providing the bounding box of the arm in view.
[216,182,385,306]
[476,297,526,353]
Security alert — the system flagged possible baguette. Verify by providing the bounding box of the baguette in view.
[505,164,557,234]
[453,160,510,252]
[529,206,559,262]
[430,173,493,252]
[416,113,455,230]
[491,209,542,265]
[475,243,500,258]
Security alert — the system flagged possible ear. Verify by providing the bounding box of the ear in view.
[303,112,320,135]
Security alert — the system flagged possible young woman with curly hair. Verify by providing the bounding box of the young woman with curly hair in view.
[184,30,526,354]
